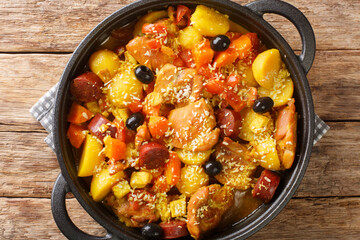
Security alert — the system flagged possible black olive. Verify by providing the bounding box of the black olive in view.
[126,112,144,131]
[141,223,163,239]
[253,97,274,113]
[210,35,231,52]
[134,65,154,84]
[204,160,222,177]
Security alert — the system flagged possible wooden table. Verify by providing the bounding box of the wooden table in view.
[0,0,359,239]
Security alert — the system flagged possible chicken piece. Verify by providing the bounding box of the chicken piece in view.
[105,190,159,227]
[187,184,234,239]
[215,137,258,190]
[275,98,297,169]
[167,98,220,151]
[126,36,173,71]
[154,64,203,107]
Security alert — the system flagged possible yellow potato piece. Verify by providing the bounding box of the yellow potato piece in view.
[258,77,294,107]
[90,168,124,202]
[130,171,153,189]
[253,137,281,170]
[89,49,121,83]
[190,5,230,37]
[112,180,131,200]
[178,26,203,49]
[175,149,212,165]
[169,198,187,218]
[176,165,209,197]
[238,108,258,141]
[107,63,143,108]
[77,134,105,177]
[133,10,168,37]
[252,49,282,89]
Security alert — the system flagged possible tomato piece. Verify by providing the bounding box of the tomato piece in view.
[204,78,226,95]
[192,39,215,69]
[128,99,143,113]
[164,152,181,185]
[226,73,240,88]
[67,123,87,148]
[147,38,162,50]
[142,23,167,35]
[222,90,247,112]
[159,220,189,239]
[246,32,259,50]
[67,102,94,124]
[252,169,280,202]
[176,5,191,24]
[179,49,195,68]
[104,136,126,161]
[148,116,169,139]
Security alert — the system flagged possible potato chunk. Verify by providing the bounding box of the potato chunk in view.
[258,77,294,107]
[130,171,153,189]
[112,180,131,200]
[170,198,187,218]
[179,26,203,49]
[175,149,212,165]
[90,168,124,202]
[107,63,143,108]
[89,49,121,83]
[77,134,105,177]
[252,49,282,89]
[176,165,209,196]
[190,5,230,37]
[251,136,281,170]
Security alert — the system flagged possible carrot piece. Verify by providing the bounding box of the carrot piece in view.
[148,116,169,139]
[103,136,126,161]
[164,152,181,185]
[213,48,238,68]
[152,175,172,193]
[67,123,87,148]
[67,102,94,124]
[204,78,226,95]
[128,99,143,113]
[232,34,253,59]
[192,39,215,69]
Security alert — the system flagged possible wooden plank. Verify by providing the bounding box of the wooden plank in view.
[0,122,359,198]
[0,0,359,52]
[0,196,359,239]
[0,49,358,134]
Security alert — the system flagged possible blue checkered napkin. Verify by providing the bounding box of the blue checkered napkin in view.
[30,84,330,151]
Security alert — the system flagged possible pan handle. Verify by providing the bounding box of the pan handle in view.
[51,174,115,240]
[245,0,316,73]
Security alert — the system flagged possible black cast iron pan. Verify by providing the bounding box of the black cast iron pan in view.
[52,0,315,239]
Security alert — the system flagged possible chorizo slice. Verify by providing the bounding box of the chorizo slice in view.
[252,169,280,202]
[139,142,170,169]
[187,184,234,239]
[159,220,189,239]
[215,108,242,138]
[70,72,103,103]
